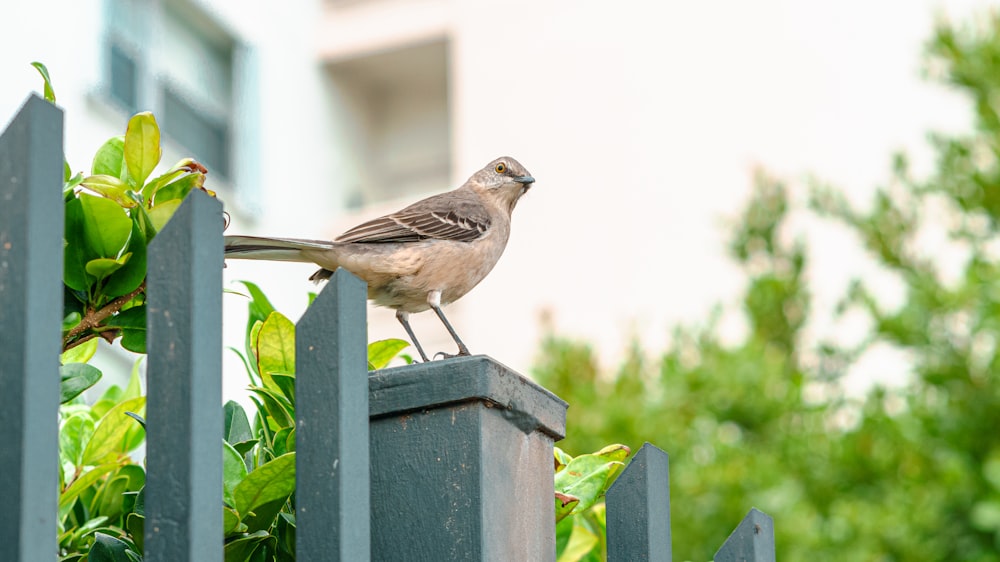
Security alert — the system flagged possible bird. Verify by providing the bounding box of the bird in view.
[223,156,535,362]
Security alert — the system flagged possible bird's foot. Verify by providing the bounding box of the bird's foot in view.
[433,348,471,360]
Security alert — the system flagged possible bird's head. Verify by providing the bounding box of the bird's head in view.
[470,156,535,213]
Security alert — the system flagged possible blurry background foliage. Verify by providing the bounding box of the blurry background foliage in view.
[534,14,1000,562]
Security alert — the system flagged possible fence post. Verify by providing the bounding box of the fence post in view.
[369,356,567,561]
[606,442,672,561]
[144,190,224,562]
[296,269,370,561]
[714,507,776,562]
[0,94,64,562]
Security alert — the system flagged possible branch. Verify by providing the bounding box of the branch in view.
[62,281,146,352]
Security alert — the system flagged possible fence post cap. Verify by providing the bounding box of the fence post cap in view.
[370,354,568,439]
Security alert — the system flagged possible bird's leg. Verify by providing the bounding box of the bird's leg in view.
[395,310,430,363]
[427,290,471,357]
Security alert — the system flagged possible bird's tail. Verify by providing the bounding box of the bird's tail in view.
[223,235,335,263]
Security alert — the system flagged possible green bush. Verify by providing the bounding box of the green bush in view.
[533,14,1000,562]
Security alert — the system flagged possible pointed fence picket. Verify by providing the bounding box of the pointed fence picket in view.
[0,94,776,561]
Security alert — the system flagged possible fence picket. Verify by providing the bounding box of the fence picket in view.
[145,190,225,561]
[295,269,370,561]
[606,442,672,562]
[0,94,64,562]
[714,507,776,562]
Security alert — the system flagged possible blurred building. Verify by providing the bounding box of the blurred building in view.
[1,0,993,402]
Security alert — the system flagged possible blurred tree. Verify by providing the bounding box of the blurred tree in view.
[535,14,1000,562]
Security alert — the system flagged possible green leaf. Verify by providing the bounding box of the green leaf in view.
[224,440,249,508]
[64,197,94,292]
[247,321,263,380]
[60,363,103,404]
[555,516,574,558]
[123,112,162,188]
[64,171,84,195]
[249,386,294,430]
[270,373,296,406]
[85,256,129,282]
[122,413,147,454]
[96,382,124,407]
[92,136,126,179]
[232,439,259,458]
[555,447,574,472]
[556,516,600,562]
[271,427,293,457]
[120,329,146,354]
[224,401,254,445]
[223,506,245,536]
[102,220,146,298]
[224,401,255,467]
[123,412,145,429]
[242,496,290,535]
[555,492,580,523]
[82,396,146,465]
[62,312,82,333]
[237,281,278,381]
[60,412,95,466]
[147,198,182,233]
[554,444,629,516]
[223,530,275,561]
[150,172,204,206]
[125,513,144,553]
[242,281,277,318]
[131,485,144,516]
[80,193,133,259]
[59,463,119,511]
[123,358,143,400]
[105,306,146,354]
[367,338,410,370]
[80,175,135,208]
[278,512,296,559]
[106,306,146,337]
[31,61,56,102]
[141,160,190,202]
[256,312,296,392]
[92,474,130,520]
[234,452,296,520]
[88,532,135,562]
[61,337,98,365]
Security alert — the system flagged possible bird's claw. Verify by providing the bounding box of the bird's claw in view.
[433,349,471,361]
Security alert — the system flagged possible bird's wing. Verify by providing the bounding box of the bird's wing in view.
[336,191,492,244]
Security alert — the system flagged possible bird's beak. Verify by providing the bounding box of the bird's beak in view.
[514,175,535,185]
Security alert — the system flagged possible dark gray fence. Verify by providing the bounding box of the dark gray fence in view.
[0,94,776,561]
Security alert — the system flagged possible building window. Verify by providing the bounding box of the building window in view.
[108,42,139,114]
[327,39,451,208]
[102,0,236,181]
[162,88,230,177]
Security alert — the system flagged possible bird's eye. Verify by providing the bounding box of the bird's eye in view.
[495,163,507,174]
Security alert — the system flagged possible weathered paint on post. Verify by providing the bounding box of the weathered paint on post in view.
[606,442,672,562]
[296,269,370,561]
[145,190,224,562]
[369,355,568,561]
[714,507,776,562]
[0,94,64,562]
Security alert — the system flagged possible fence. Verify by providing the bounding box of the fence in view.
[0,93,776,561]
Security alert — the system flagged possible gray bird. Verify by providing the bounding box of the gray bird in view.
[224,156,535,362]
